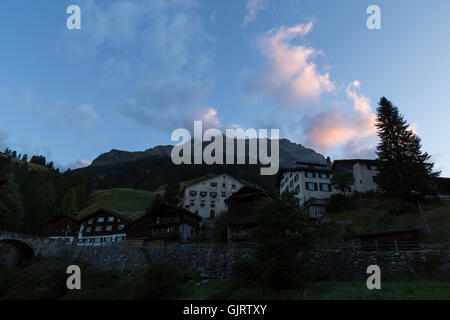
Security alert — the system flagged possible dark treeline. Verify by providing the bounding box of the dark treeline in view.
[77,155,278,193]
[0,151,95,234]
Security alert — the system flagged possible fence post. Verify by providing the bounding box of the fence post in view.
[394,240,398,252]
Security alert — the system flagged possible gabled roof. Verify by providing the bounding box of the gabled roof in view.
[332,159,378,170]
[47,214,77,224]
[358,226,422,237]
[78,208,134,223]
[225,185,273,202]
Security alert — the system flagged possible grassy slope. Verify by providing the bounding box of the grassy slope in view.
[330,198,450,242]
[0,153,48,171]
[182,278,450,300]
[80,188,163,220]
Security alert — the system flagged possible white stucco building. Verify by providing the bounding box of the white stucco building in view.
[332,159,378,193]
[180,173,245,221]
[278,161,336,219]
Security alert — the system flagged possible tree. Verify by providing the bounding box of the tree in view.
[30,155,46,166]
[375,97,439,199]
[163,176,181,205]
[0,173,24,232]
[146,193,164,214]
[251,192,315,289]
[330,171,354,196]
[22,154,28,162]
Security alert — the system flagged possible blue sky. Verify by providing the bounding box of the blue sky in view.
[0,0,449,175]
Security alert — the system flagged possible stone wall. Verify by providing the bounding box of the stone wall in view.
[68,246,149,272]
[64,245,450,280]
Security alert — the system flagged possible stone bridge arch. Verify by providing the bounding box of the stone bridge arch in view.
[0,231,69,267]
[0,239,34,267]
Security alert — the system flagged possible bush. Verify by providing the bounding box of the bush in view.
[212,212,229,243]
[328,194,355,213]
[134,260,183,300]
[232,258,262,285]
[382,198,416,216]
[376,212,394,229]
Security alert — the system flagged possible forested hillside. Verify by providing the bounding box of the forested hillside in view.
[0,153,95,235]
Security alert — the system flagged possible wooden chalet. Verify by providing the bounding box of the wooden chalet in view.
[126,203,202,245]
[225,184,273,243]
[41,215,79,243]
[77,208,133,246]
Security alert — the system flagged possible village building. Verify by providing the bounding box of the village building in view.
[225,185,273,243]
[333,159,379,193]
[41,215,78,243]
[76,208,132,246]
[277,161,335,219]
[180,173,245,224]
[126,203,202,245]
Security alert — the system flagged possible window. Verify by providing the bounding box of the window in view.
[200,200,205,207]
[305,172,315,178]
[106,226,113,231]
[222,183,226,188]
[108,217,114,222]
[320,183,330,192]
[210,210,215,218]
[210,182,217,187]
[295,185,300,193]
[86,227,92,233]
[368,165,377,171]
[190,191,197,196]
[232,184,236,189]
[221,192,226,197]
[95,226,103,232]
[319,173,329,179]
[88,219,93,224]
[210,192,217,198]
[190,201,195,206]
[211,201,216,207]
[294,175,299,182]
[97,217,104,223]
[118,224,125,230]
[200,191,207,197]
[306,182,316,191]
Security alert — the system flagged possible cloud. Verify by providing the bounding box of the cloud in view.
[244,0,268,26]
[65,0,216,132]
[303,81,377,151]
[65,159,92,170]
[0,90,100,129]
[246,22,334,107]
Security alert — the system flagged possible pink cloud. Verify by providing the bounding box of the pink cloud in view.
[304,81,377,150]
[257,22,334,105]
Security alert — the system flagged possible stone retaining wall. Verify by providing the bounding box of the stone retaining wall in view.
[66,245,450,280]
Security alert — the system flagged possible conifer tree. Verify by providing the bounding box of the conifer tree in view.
[375,97,439,199]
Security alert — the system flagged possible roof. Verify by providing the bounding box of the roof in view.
[128,203,202,226]
[358,226,422,237]
[303,198,329,208]
[47,214,77,224]
[225,185,273,202]
[78,208,134,223]
[332,159,378,170]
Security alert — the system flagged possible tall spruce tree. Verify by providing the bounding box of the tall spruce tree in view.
[375,97,439,199]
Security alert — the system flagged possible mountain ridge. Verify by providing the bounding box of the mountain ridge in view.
[90,138,326,169]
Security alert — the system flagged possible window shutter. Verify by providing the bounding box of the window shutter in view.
[314,183,318,191]
[319,183,323,191]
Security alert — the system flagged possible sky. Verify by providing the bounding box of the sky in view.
[0,0,449,175]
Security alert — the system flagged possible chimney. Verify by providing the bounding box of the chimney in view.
[326,157,332,169]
